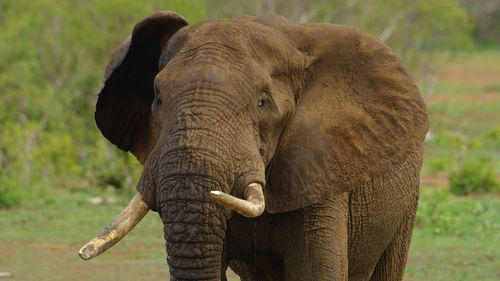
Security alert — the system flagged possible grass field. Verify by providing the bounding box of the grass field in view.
[1,50,500,280]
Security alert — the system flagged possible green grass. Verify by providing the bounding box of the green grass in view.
[1,188,499,280]
[405,187,500,281]
[0,191,161,244]
[445,45,500,68]
[434,83,482,95]
[426,102,500,135]
[0,190,168,280]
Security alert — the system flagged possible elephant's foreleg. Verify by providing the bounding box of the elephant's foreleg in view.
[285,192,349,281]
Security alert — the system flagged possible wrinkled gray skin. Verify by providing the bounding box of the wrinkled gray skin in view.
[95,11,428,281]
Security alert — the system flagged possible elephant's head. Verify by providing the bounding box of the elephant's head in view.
[79,11,428,280]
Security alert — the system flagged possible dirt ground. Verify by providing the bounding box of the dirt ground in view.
[0,242,241,281]
[0,242,166,280]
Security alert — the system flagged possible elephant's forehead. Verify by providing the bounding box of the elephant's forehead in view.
[169,18,299,67]
[158,20,255,72]
[186,18,275,43]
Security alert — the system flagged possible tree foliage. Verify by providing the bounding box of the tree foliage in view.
[460,0,500,43]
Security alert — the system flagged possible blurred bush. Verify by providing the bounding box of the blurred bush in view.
[425,128,500,195]
[460,0,500,44]
[415,187,450,234]
[450,157,500,195]
[416,186,500,237]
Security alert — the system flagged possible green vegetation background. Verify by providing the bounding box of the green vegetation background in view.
[1,0,499,280]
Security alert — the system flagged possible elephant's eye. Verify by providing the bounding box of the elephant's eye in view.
[258,91,271,108]
[258,97,267,107]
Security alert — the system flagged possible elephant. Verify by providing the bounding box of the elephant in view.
[79,11,429,281]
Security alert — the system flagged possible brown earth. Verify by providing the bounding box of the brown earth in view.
[0,242,167,280]
[420,175,449,187]
[0,242,241,281]
[439,67,500,86]
[430,90,500,103]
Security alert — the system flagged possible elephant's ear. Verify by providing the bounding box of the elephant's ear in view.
[265,23,429,213]
[95,11,188,164]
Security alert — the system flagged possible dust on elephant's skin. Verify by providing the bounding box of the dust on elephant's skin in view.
[82,11,429,281]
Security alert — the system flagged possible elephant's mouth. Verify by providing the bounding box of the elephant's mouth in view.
[78,183,265,260]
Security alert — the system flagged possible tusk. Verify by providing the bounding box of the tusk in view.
[79,192,149,260]
[210,183,265,218]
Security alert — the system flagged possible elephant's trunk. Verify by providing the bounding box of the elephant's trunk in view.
[158,145,232,281]
[162,199,225,281]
